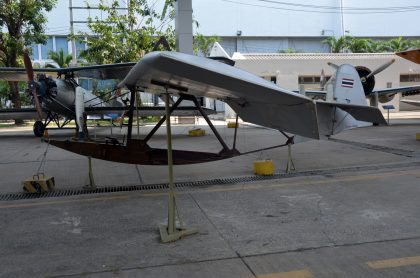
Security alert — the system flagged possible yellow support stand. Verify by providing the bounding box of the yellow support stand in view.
[23,174,55,193]
[416,133,420,141]
[188,128,205,137]
[254,160,275,176]
[227,121,239,128]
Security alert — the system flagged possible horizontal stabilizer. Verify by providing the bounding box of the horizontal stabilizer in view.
[317,101,387,125]
[401,99,420,107]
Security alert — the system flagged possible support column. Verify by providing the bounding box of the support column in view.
[160,92,197,243]
[175,0,193,54]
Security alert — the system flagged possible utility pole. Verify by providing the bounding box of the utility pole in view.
[69,0,77,65]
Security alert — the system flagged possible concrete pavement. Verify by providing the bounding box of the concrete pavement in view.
[0,118,419,277]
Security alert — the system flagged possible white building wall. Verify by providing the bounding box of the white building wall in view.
[232,53,420,111]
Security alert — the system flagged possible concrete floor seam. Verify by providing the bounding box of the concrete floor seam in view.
[43,235,420,278]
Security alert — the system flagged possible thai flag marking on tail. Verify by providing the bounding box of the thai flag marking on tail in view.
[341,78,354,88]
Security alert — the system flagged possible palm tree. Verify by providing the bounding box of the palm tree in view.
[47,49,73,68]
[347,38,372,53]
[367,40,388,53]
[322,36,352,53]
[384,37,413,52]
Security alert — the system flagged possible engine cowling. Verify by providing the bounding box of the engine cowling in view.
[355,66,375,95]
[355,66,395,103]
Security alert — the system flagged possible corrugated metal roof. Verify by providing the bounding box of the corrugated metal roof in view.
[233,52,397,61]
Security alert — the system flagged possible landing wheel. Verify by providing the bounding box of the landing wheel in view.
[33,121,45,137]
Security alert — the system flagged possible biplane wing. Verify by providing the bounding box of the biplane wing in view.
[0,62,136,82]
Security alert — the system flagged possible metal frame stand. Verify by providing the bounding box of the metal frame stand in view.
[280,131,296,173]
[285,143,296,173]
[84,156,96,189]
[159,91,197,243]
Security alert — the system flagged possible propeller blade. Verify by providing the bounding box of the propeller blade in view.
[23,51,43,122]
[365,59,395,79]
[327,62,339,70]
[23,52,34,81]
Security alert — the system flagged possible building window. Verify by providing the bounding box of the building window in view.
[298,75,331,89]
[55,37,69,55]
[400,74,420,83]
[30,43,39,60]
[40,37,54,60]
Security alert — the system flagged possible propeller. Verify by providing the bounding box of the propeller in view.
[327,62,339,70]
[23,52,43,121]
[362,59,395,82]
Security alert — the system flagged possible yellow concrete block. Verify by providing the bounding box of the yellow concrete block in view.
[23,174,55,193]
[416,133,420,141]
[188,128,205,137]
[227,122,239,128]
[253,160,275,176]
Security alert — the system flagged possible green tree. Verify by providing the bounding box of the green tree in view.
[366,40,389,53]
[322,36,352,53]
[46,49,73,68]
[193,34,220,56]
[79,0,218,63]
[411,40,420,49]
[347,38,372,53]
[77,0,174,64]
[384,37,413,52]
[0,0,57,123]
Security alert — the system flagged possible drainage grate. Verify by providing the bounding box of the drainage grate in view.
[328,138,415,157]
[1,160,420,201]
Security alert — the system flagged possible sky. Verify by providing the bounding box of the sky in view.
[44,0,420,37]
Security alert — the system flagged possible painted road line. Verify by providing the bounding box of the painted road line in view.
[256,269,313,278]
[367,255,420,269]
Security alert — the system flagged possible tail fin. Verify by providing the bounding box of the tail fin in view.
[316,64,386,137]
[333,64,367,106]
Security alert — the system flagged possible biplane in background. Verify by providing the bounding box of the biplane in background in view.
[49,51,387,165]
[0,54,213,137]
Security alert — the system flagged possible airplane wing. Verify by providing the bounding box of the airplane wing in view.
[120,51,320,139]
[0,108,47,120]
[366,85,420,98]
[0,62,136,82]
[316,101,387,125]
[85,106,216,117]
[400,99,420,107]
[396,49,420,64]
[0,106,215,121]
